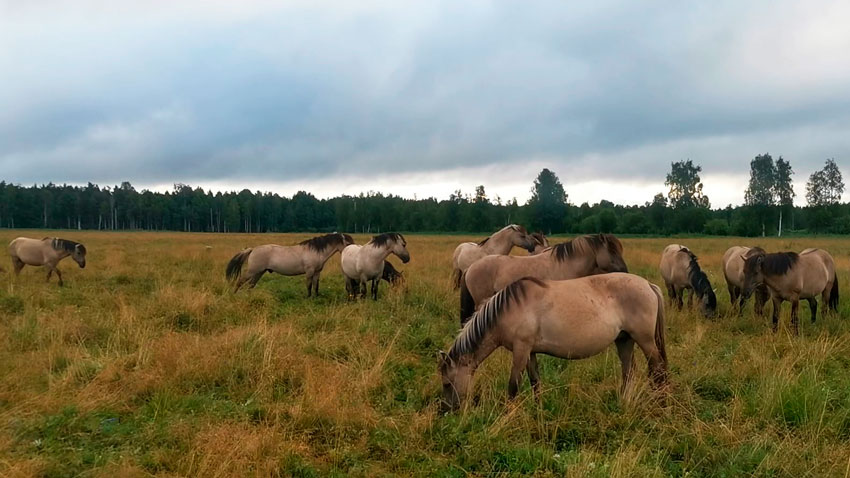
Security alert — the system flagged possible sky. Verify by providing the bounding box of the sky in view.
[2,1,850,207]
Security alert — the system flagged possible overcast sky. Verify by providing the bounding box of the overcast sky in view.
[2,1,849,206]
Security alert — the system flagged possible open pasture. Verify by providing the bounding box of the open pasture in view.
[2,231,850,477]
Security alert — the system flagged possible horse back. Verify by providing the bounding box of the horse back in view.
[659,244,690,286]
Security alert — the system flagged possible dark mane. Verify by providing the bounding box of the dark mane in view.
[550,234,623,262]
[449,277,547,360]
[530,232,547,246]
[762,252,799,276]
[299,233,352,252]
[683,248,715,307]
[51,238,84,254]
[369,232,405,248]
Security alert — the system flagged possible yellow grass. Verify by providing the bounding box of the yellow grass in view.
[1,230,850,477]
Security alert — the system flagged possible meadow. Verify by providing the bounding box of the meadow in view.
[2,230,850,477]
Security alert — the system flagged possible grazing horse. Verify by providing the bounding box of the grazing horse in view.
[459,234,628,324]
[723,246,769,316]
[9,237,87,286]
[342,233,410,300]
[381,260,405,286]
[225,233,354,295]
[659,244,717,318]
[451,225,536,288]
[439,273,668,411]
[741,248,839,334]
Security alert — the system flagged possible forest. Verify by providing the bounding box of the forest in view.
[0,155,847,236]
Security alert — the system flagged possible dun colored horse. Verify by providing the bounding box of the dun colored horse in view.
[451,225,536,288]
[439,273,668,410]
[9,237,87,286]
[459,234,628,323]
[342,233,410,300]
[723,246,769,316]
[742,248,839,334]
[226,233,354,295]
[659,244,717,318]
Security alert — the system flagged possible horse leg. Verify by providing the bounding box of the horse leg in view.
[807,298,818,324]
[686,287,694,309]
[526,353,541,399]
[508,346,531,399]
[634,336,666,390]
[615,333,636,399]
[674,286,684,310]
[371,278,379,301]
[12,257,25,276]
[728,285,739,313]
[665,282,674,305]
[790,299,800,335]
[359,280,367,299]
[46,266,54,283]
[313,275,320,297]
[755,286,769,317]
[305,273,313,297]
[771,296,782,333]
[55,267,64,287]
[248,270,266,289]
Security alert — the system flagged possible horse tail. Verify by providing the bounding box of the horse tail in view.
[829,273,839,312]
[649,282,668,378]
[452,268,462,289]
[226,249,252,283]
[459,272,476,325]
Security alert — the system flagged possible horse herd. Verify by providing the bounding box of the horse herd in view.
[5,228,842,411]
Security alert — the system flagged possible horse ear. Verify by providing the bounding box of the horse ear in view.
[740,254,747,262]
[437,350,452,366]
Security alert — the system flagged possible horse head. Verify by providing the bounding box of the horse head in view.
[72,243,87,268]
[438,351,473,411]
[740,252,766,299]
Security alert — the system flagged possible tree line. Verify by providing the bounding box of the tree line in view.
[0,155,846,236]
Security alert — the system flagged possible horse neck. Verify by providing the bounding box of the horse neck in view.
[460,334,500,374]
[483,229,514,254]
[551,253,595,279]
[365,243,394,262]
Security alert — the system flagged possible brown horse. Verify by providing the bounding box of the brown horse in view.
[459,234,628,323]
[742,248,839,334]
[9,237,87,286]
[439,273,668,411]
[451,225,536,288]
[723,246,769,316]
[659,244,717,318]
[226,233,354,295]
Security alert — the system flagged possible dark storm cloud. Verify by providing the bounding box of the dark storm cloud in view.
[1,1,849,189]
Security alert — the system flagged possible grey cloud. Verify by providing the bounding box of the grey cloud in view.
[1,1,849,189]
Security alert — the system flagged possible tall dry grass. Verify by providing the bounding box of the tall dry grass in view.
[1,230,850,477]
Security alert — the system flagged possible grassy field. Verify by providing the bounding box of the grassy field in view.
[2,231,850,477]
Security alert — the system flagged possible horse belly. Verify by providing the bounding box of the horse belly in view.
[534,305,621,359]
[268,255,305,276]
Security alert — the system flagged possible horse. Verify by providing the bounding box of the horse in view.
[459,234,628,324]
[722,246,769,316]
[381,260,405,286]
[659,244,717,318]
[225,232,354,295]
[529,232,550,254]
[439,273,668,411]
[451,225,536,288]
[342,232,410,300]
[741,248,839,334]
[8,237,87,286]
